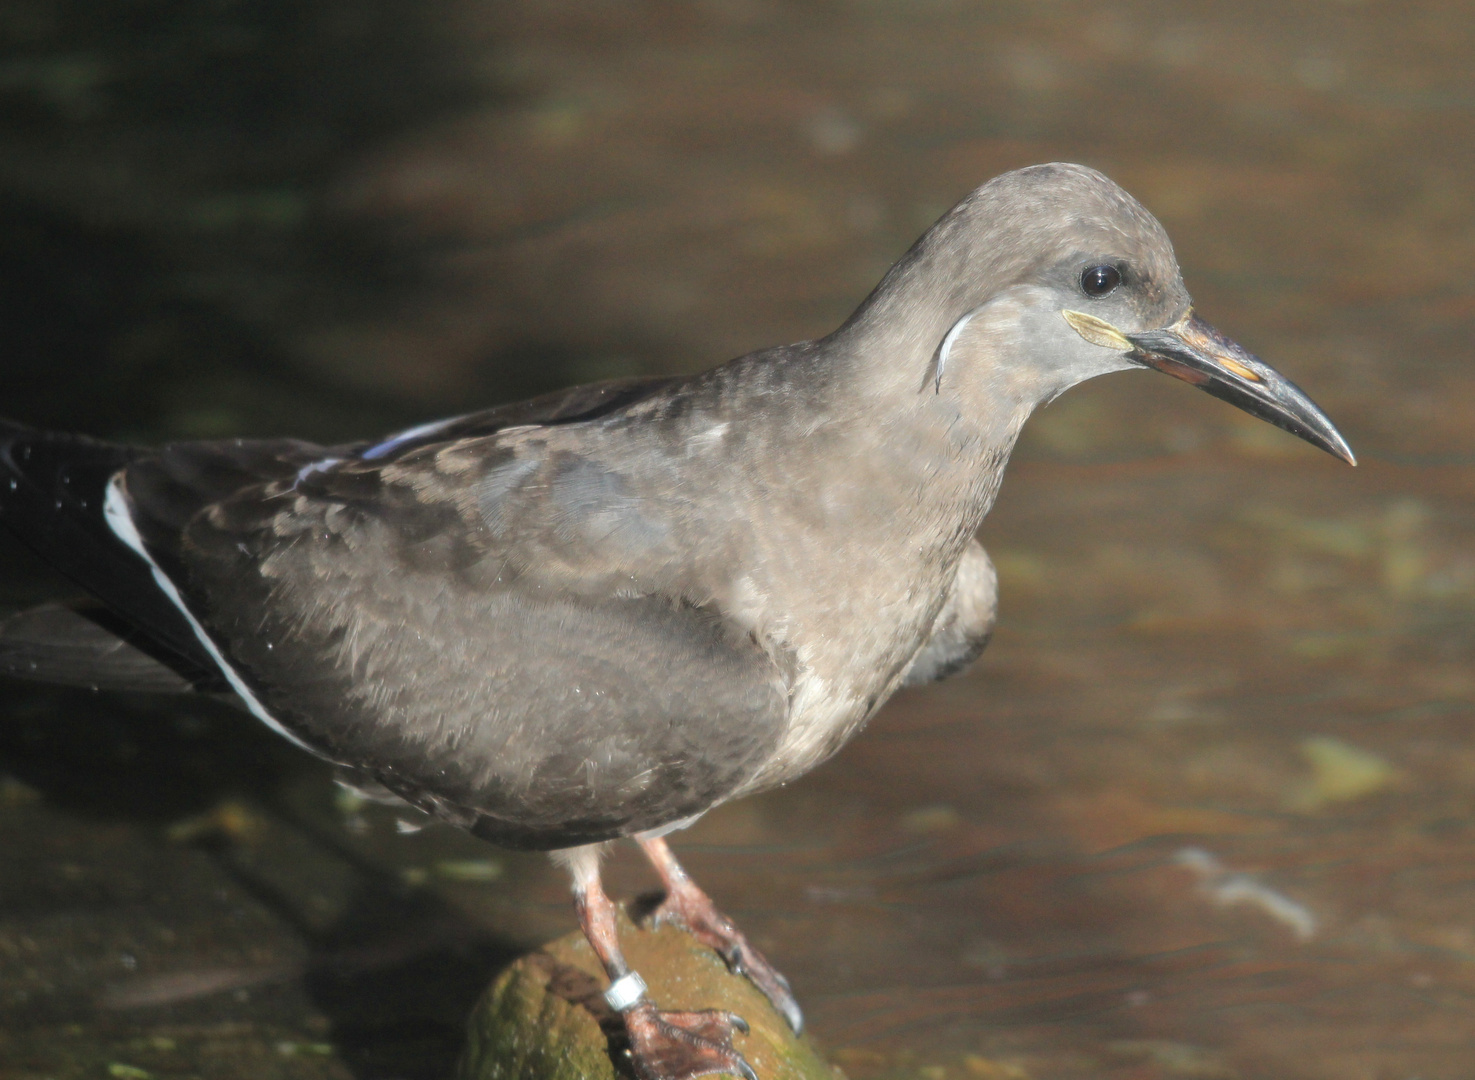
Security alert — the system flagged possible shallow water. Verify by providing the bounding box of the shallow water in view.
[3,2,1475,1078]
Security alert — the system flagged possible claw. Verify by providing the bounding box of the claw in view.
[622,1002,756,1080]
[647,895,802,1034]
[776,995,804,1036]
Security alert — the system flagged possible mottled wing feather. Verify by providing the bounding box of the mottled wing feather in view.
[171,468,786,847]
[351,376,681,465]
[0,379,676,692]
[125,375,682,556]
[117,383,788,848]
[7,379,789,846]
[125,437,357,551]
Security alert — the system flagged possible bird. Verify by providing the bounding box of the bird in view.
[0,163,1353,1080]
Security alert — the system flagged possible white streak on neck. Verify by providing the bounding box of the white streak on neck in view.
[934,306,984,393]
[103,475,331,760]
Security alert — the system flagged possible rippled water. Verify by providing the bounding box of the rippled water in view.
[3,3,1474,1078]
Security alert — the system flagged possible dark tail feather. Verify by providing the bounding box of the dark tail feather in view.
[0,601,217,692]
[0,420,214,678]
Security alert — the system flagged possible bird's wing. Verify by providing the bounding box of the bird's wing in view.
[902,539,997,685]
[0,377,677,690]
[4,379,789,845]
[0,419,348,688]
[347,376,682,463]
[109,394,789,847]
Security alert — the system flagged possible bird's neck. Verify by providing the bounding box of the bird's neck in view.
[808,287,1046,546]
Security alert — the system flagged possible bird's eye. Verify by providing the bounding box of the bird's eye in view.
[1081,264,1122,297]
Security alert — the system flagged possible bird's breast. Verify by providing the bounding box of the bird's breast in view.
[731,566,948,794]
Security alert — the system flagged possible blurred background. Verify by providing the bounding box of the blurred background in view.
[2,1,1474,1078]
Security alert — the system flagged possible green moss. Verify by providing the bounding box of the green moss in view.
[459,911,840,1080]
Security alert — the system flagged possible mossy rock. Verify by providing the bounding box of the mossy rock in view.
[459,908,841,1080]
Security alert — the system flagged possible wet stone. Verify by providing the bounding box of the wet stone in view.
[459,909,839,1080]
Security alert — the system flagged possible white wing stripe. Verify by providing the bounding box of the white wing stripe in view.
[102,475,331,760]
[360,416,461,460]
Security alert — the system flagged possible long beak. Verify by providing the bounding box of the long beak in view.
[1126,313,1356,465]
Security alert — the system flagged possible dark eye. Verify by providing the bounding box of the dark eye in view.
[1081,264,1122,297]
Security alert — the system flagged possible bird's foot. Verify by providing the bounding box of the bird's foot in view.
[648,890,803,1033]
[622,1001,757,1080]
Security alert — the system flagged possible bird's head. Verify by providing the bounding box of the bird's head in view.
[870,163,1354,466]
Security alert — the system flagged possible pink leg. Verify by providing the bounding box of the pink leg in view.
[636,835,803,1034]
[557,845,757,1080]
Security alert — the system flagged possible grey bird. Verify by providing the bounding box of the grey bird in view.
[0,163,1353,1080]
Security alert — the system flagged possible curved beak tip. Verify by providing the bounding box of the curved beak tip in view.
[1127,315,1356,468]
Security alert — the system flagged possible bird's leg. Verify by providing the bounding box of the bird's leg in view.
[636,835,804,1034]
[556,844,758,1080]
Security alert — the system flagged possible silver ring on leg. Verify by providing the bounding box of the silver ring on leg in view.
[603,971,648,1012]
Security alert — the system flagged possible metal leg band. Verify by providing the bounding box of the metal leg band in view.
[603,971,648,1012]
